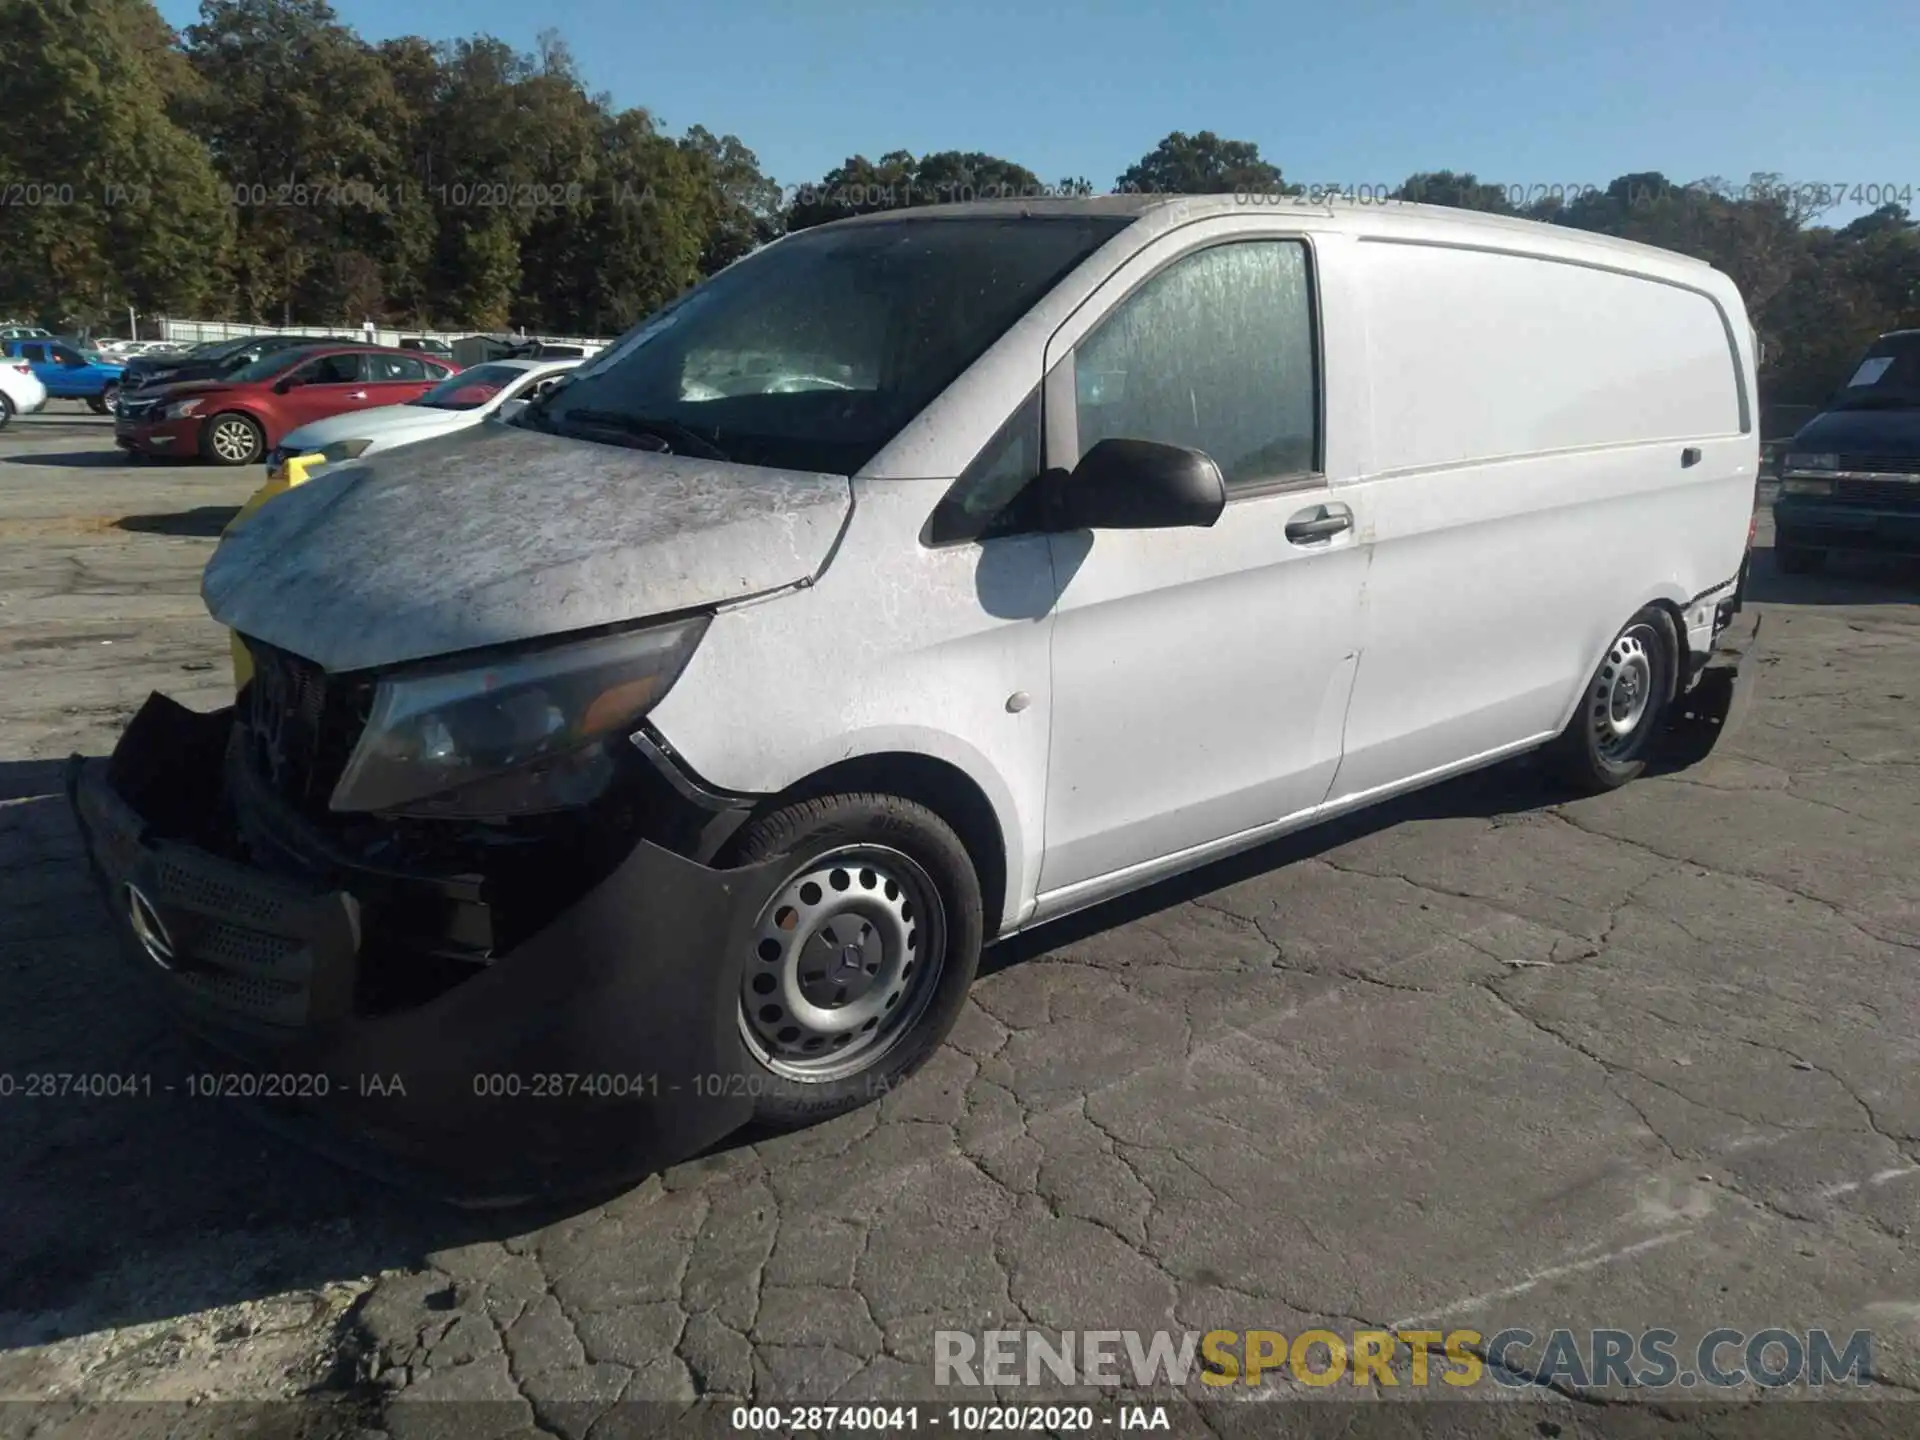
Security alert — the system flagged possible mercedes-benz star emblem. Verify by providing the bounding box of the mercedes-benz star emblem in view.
[124,883,178,971]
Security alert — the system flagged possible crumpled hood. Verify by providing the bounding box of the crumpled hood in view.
[202,421,853,674]
[133,378,243,404]
[1792,406,1920,455]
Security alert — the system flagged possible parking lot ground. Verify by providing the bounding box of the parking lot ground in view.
[2,414,1919,1436]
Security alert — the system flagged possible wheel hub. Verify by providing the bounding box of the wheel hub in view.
[739,845,944,1082]
[213,422,252,461]
[1592,629,1655,753]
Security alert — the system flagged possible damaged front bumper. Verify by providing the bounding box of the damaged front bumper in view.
[67,693,778,1204]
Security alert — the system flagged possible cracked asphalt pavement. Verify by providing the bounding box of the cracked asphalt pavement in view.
[2,415,1918,1437]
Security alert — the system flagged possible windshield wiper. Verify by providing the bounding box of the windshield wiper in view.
[552,408,731,462]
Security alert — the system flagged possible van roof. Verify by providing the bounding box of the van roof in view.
[825,193,1720,274]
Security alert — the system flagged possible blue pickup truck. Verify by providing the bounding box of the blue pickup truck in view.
[0,338,126,413]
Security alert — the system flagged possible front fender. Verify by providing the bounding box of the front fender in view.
[654,717,1035,936]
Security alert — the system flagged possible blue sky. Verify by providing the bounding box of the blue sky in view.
[155,0,1916,226]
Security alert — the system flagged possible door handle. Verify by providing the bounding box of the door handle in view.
[1681,447,1702,468]
[1285,505,1353,545]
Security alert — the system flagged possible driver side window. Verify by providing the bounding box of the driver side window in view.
[1073,240,1319,488]
[295,353,366,385]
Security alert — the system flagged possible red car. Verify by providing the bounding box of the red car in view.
[114,344,459,466]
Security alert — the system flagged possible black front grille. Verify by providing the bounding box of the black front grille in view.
[1836,477,1920,507]
[239,640,372,812]
[1837,454,1920,476]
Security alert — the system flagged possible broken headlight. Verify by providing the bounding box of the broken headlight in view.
[329,617,709,816]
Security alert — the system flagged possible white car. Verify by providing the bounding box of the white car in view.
[0,354,48,427]
[75,196,1758,1194]
[264,357,579,471]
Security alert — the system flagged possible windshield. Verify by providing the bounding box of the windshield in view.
[1831,335,1920,410]
[522,215,1130,474]
[195,338,261,361]
[412,363,527,411]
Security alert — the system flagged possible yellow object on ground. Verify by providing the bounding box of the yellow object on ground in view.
[226,453,325,691]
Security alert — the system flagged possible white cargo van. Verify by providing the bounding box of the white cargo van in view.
[71,196,1757,1198]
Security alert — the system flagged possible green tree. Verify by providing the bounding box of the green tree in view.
[509,33,613,331]
[575,109,710,332]
[909,150,1044,206]
[680,125,783,274]
[183,0,424,324]
[1114,130,1295,196]
[1838,203,1915,241]
[785,150,918,231]
[0,0,230,324]
[1391,170,1518,215]
[783,149,1046,233]
[371,34,445,324]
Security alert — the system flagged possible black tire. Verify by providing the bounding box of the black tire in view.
[202,411,264,467]
[88,383,119,415]
[723,792,984,1129]
[0,392,12,430]
[1547,606,1678,793]
[1773,537,1826,575]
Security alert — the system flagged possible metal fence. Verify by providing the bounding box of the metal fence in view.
[149,318,611,355]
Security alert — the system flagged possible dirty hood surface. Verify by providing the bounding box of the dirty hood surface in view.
[202,421,853,673]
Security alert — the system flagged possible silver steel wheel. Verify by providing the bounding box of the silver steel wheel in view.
[1589,625,1657,761]
[738,845,947,1083]
[209,416,258,464]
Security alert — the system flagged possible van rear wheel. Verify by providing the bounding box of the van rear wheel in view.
[1547,606,1677,793]
[723,793,983,1129]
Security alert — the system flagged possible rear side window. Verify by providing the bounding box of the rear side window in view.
[372,354,430,381]
[1356,240,1746,472]
[1072,240,1319,488]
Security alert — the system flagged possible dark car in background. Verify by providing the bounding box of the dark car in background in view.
[1774,330,1920,573]
[122,334,350,393]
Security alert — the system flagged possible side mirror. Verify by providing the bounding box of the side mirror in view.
[1040,437,1227,531]
[275,375,302,393]
[498,398,530,421]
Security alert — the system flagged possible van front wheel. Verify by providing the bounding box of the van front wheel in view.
[1548,606,1677,793]
[724,793,983,1129]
